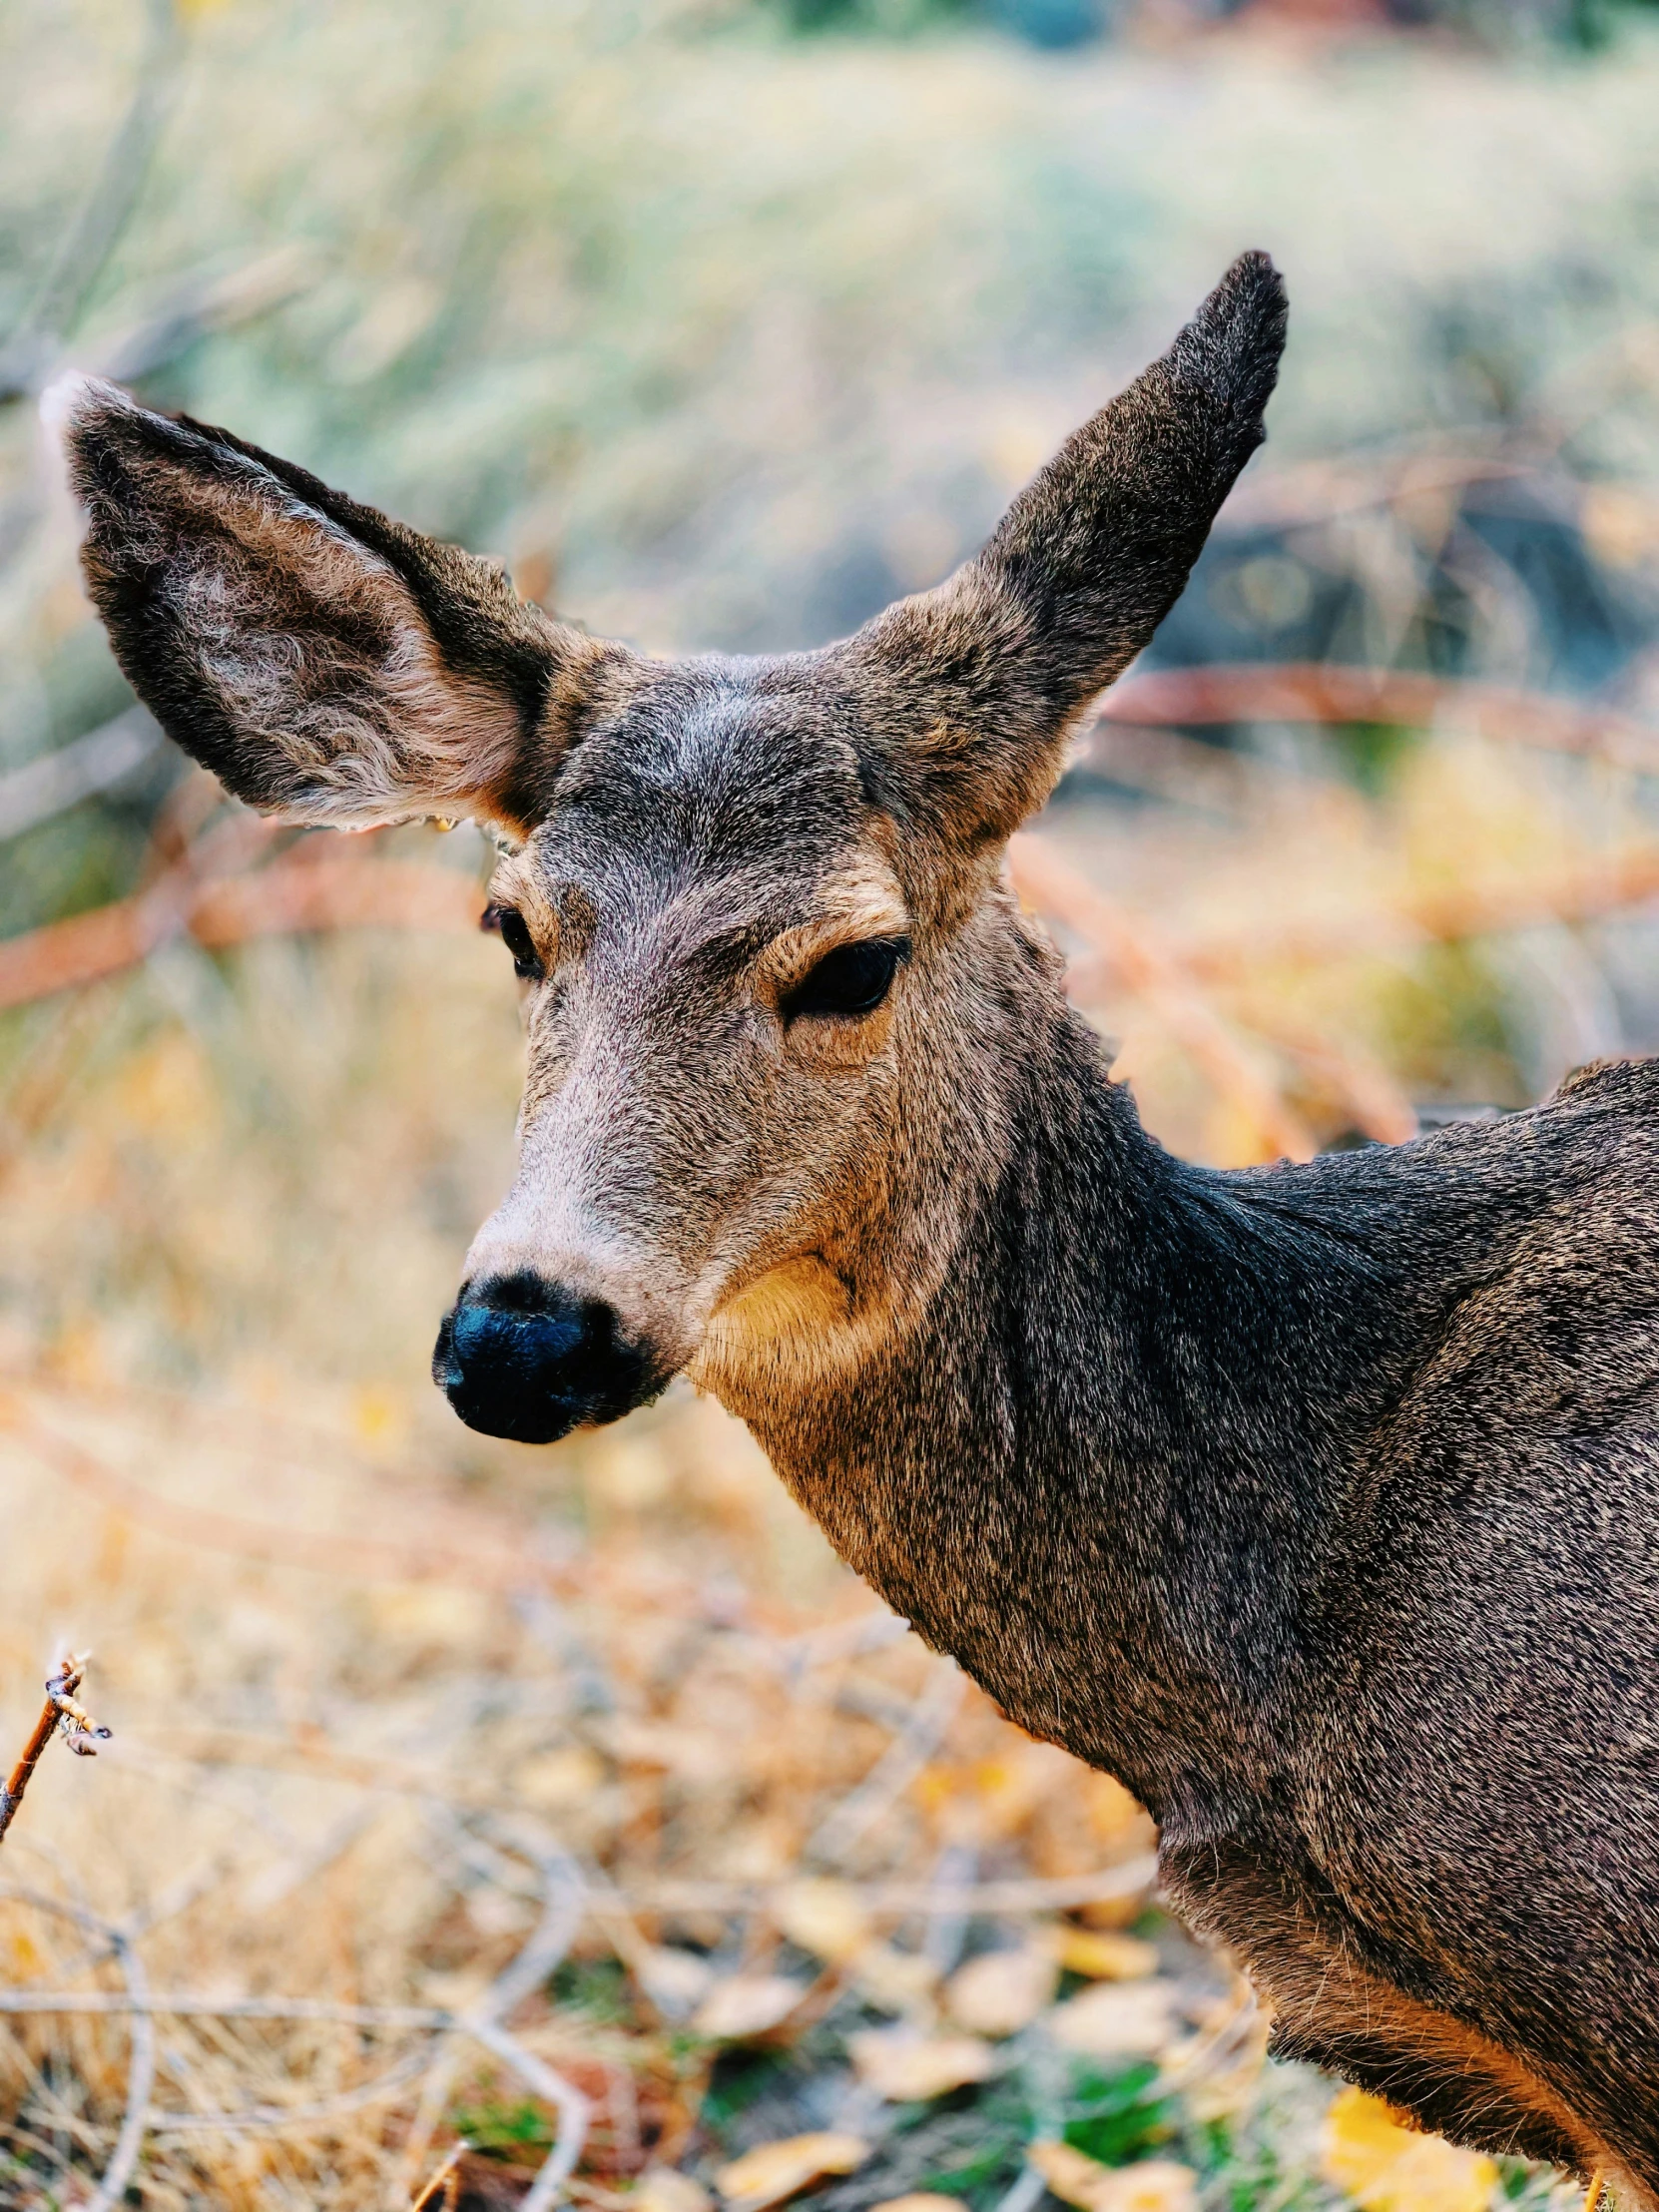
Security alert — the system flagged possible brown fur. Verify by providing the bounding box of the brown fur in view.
[51,256,1659,2179]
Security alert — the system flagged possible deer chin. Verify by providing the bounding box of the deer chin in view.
[687,1252,904,1415]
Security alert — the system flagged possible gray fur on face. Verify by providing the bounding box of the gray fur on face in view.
[53,255,1655,2184]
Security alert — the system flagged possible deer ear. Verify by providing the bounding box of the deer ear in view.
[46,377,635,837]
[841,252,1288,854]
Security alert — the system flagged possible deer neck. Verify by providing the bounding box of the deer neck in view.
[704,917,1415,1822]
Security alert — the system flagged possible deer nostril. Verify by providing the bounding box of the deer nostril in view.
[432,1275,659,1445]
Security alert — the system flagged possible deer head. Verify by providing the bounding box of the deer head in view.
[52,253,1287,1445]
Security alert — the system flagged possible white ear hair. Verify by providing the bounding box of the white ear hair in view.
[40,370,133,445]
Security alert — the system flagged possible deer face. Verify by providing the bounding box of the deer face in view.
[442,666,922,1439]
[52,253,1286,1444]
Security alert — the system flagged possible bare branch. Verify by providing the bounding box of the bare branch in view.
[84,1932,155,2212]
[0,1657,113,1846]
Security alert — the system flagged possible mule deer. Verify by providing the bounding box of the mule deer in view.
[52,254,1659,2185]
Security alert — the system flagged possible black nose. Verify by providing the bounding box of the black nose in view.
[432,1274,659,1444]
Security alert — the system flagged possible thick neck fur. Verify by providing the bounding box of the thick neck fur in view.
[726,899,1555,1834]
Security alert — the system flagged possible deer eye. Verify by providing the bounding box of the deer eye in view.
[782,935,909,1023]
[482,903,545,982]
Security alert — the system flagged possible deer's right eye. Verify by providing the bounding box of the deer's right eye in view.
[782,936,909,1023]
[482,903,545,982]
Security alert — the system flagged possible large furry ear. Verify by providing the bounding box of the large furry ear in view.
[838,253,1288,859]
[46,378,637,836]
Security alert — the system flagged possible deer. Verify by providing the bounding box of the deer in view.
[49,252,1659,2188]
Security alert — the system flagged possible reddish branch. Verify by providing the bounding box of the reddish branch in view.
[0,1655,112,1846]
[1093,662,1659,773]
[0,848,483,1013]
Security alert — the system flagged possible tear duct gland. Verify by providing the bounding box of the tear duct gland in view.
[52,256,1659,2187]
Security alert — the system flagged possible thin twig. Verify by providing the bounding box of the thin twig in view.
[0,711,162,844]
[1093,661,1659,775]
[0,1657,112,1845]
[0,1993,453,2029]
[409,2138,469,2212]
[0,845,482,1013]
[84,1931,154,2212]
[1180,842,1659,982]
[807,1658,964,1869]
[464,2018,589,2212]
[146,2047,436,2137]
[458,1828,591,2212]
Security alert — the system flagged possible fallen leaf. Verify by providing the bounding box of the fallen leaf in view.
[868,2197,964,2212]
[1075,1894,1149,1932]
[636,1944,716,2015]
[637,2168,716,2212]
[945,1945,1058,2036]
[1030,2141,1118,2212]
[1321,2087,1498,2212]
[1051,1929,1160,1981]
[848,2027,997,2101]
[716,2132,871,2211]
[692,1973,809,2041]
[1108,2165,1199,2212]
[1047,1980,1178,2058]
[776,1879,871,1963]
[1028,2145,1198,2212]
[849,1940,938,2015]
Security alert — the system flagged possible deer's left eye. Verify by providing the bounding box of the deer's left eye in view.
[482,903,545,982]
[783,936,909,1023]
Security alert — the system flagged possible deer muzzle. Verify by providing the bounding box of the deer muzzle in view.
[432,1271,663,1444]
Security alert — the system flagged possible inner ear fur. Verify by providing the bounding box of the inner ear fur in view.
[839,251,1289,856]
[50,377,635,835]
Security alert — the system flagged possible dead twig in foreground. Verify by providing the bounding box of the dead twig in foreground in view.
[409,2138,469,2212]
[0,1656,111,1846]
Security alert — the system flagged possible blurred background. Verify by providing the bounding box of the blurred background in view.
[2,0,1658,2205]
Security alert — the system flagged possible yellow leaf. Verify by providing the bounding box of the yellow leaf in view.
[1321,2087,1498,2212]
[1051,1930,1160,1981]
[635,1944,716,2013]
[715,2133,870,2211]
[868,2198,963,2212]
[848,2028,997,2101]
[1048,1981,1177,2059]
[945,1945,1058,2036]
[636,2169,714,2212]
[693,1974,809,2041]
[1029,2142,1118,2212]
[849,1940,938,2015]
[776,1879,871,1963]
[1101,2166,1198,2212]
[1027,2145,1197,2212]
